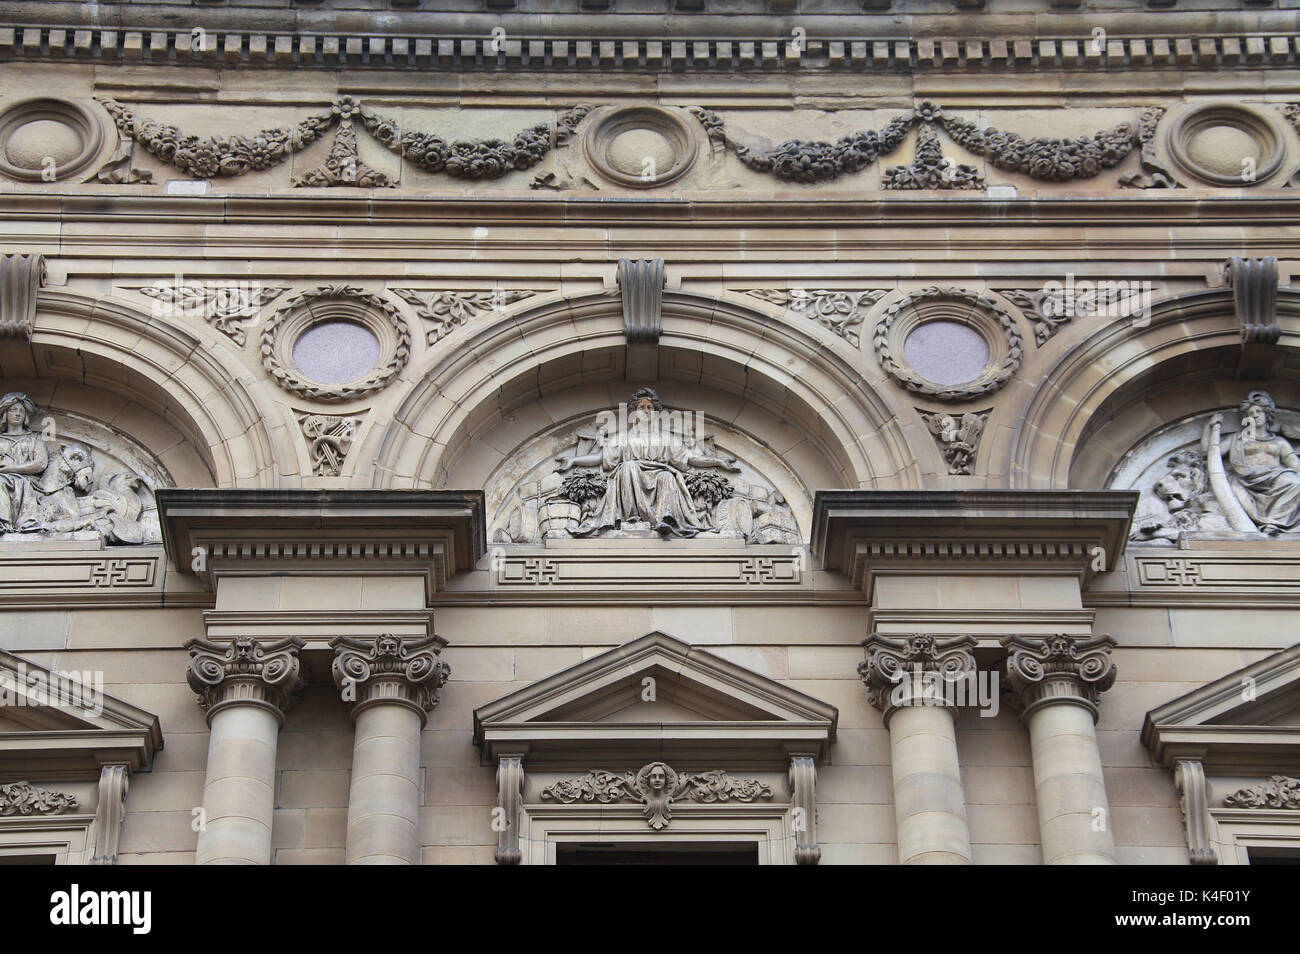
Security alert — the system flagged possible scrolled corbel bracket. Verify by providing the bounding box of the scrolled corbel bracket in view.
[787,753,820,865]
[1173,758,1217,865]
[0,253,46,340]
[494,752,526,865]
[1225,256,1281,379]
[618,258,665,382]
[89,763,130,865]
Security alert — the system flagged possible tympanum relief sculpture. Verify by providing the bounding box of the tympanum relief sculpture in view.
[0,392,165,545]
[1116,391,1300,543]
[489,389,801,545]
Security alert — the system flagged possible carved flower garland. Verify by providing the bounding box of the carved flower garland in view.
[733,100,1142,187]
[874,286,1023,401]
[260,285,410,401]
[96,97,590,183]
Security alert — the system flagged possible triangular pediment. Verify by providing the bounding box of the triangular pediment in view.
[473,632,838,763]
[1142,642,1300,770]
[0,649,163,772]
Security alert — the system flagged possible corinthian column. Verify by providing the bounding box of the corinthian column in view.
[860,633,977,865]
[186,636,306,865]
[332,634,449,865]
[1003,633,1118,865]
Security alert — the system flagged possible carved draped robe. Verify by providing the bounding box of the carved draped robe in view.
[0,429,47,533]
[572,420,712,538]
[1225,430,1300,532]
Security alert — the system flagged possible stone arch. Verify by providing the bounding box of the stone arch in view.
[1006,287,1300,489]
[359,290,918,492]
[8,288,292,488]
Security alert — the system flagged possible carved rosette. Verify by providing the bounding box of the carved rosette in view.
[331,634,451,725]
[0,780,78,816]
[1002,633,1117,721]
[185,636,307,725]
[1223,775,1300,810]
[859,633,977,722]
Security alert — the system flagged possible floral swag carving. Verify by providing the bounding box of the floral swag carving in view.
[725,100,1146,186]
[540,762,774,830]
[96,96,590,184]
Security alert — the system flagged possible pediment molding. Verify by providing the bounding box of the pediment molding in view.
[1143,642,1300,771]
[0,649,162,774]
[473,631,838,764]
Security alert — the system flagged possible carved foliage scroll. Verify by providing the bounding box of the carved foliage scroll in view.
[540,761,773,830]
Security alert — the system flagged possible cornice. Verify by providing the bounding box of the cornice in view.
[156,489,487,596]
[1,13,1298,76]
[4,193,1300,232]
[811,489,1138,594]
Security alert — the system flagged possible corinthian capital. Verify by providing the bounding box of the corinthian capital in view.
[858,633,977,721]
[331,634,450,724]
[1002,633,1117,721]
[185,636,307,725]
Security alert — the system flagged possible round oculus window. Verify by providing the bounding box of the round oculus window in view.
[902,321,991,386]
[292,320,381,385]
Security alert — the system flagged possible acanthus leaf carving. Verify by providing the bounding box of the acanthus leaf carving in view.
[0,780,78,816]
[740,288,884,347]
[391,288,536,343]
[1223,775,1300,810]
[539,761,773,831]
[1000,288,1071,347]
[133,280,289,346]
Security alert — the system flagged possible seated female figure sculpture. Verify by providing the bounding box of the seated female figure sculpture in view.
[555,388,740,538]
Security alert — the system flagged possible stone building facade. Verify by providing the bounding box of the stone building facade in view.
[0,0,1298,865]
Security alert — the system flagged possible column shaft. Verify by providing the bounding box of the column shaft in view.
[196,703,280,865]
[888,704,972,864]
[1004,633,1119,866]
[345,702,423,864]
[1026,702,1116,864]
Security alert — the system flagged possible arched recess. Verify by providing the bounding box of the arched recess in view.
[360,290,917,492]
[1006,288,1300,489]
[4,289,289,488]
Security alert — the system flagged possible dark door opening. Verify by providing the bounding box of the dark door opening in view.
[556,841,759,865]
